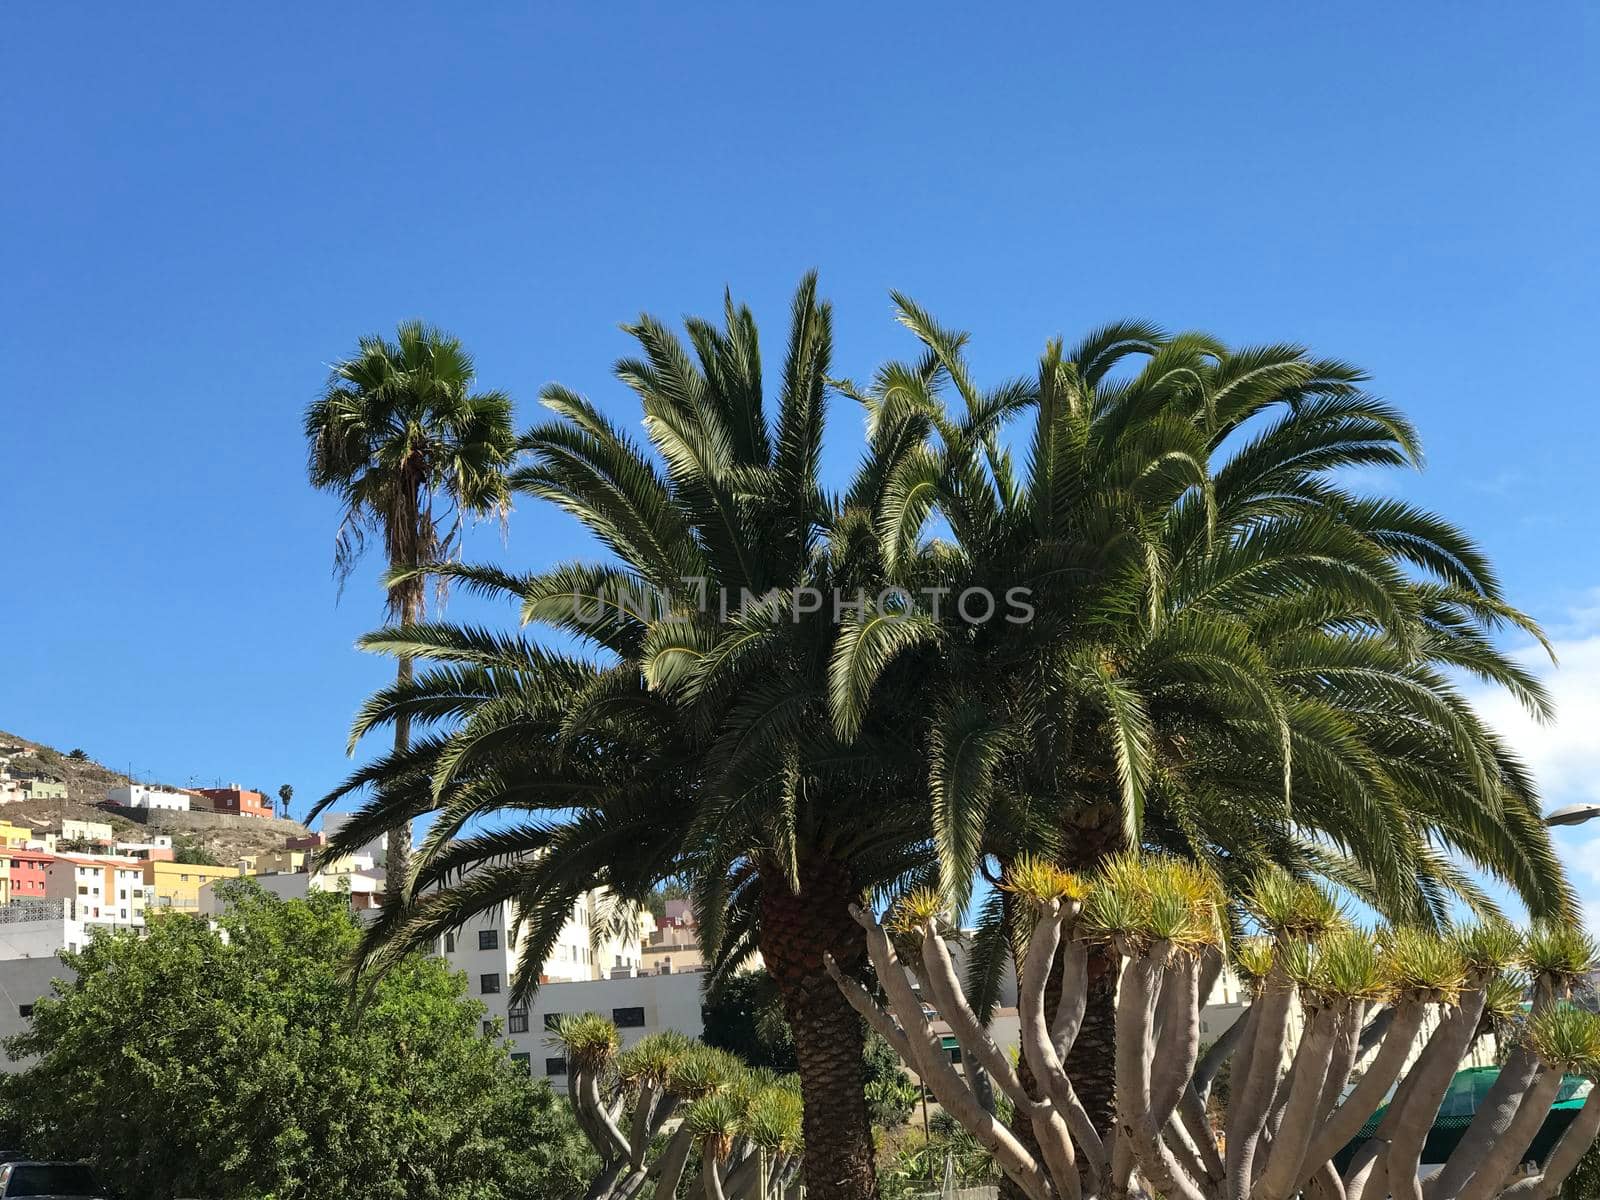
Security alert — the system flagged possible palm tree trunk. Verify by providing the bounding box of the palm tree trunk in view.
[385,591,417,890]
[758,856,878,1200]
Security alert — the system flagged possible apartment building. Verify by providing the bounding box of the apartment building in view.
[61,819,113,844]
[106,784,190,812]
[641,898,704,975]
[194,786,273,819]
[0,821,35,849]
[435,891,656,1076]
[5,849,52,902]
[44,855,146,927]
[320,813,387,863]
[521,970,707,1088]
[144,859,240,912]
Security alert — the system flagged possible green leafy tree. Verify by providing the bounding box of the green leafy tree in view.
[172,839,220,865]
[305,322,517,885]
[67,748,87,761]
[0,880,593,1200]
[278,781,295,819]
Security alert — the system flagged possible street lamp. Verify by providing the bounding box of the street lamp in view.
[1545,804,1600,828]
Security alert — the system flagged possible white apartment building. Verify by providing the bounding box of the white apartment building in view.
[61,820,114,843]
[522,970,706,1088]
[105,784,190,812]
[43,855,147,927]
[321,813,387,863]
[437,892,659,1079]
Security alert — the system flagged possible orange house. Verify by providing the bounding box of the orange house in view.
[195,786,274,820]
[7,849,53,900]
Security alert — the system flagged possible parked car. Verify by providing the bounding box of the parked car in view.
[0,1162,109,1198]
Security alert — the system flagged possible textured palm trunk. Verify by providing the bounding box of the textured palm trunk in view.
[385,589,417,890]
[758,857,878,1200]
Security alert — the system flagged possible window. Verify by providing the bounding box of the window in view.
[543,1012,565,1031]
[478,929,499,951]
[508,1006,529,1034]
[77,885,87,896]
[18,1004,33,1017]
[480,973,501,995]
[511,1052,531,1073]
[483,1019,497,1037]
[545,1057,568,1076]
[444,932,456,954]
[613,1006,646,1028]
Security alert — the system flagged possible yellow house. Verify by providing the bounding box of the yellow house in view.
[0,858,10,904]
[144,860,240,912]
[0,820,35,848]
[250,849,307,875]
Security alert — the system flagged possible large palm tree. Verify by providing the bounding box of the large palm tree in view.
[832,304,1570,1140]
[304,322,517,884]
[315,278,966,1200]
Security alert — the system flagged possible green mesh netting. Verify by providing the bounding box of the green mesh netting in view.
[1334,1066,1592,1171]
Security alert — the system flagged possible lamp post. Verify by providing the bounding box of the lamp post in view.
[1545,804,1600,828]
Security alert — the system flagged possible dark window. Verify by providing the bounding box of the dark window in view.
[508,1006,529,1034]
[511,1052,531,1073]
[478,929,499,951]
[543,1011,565,1031]
[7,1163,102,1195]
[17,1004,32,1018]
[480,973,501,995]
[613,1006,646,1028]
[444,932,456,954]
[545,1056,568,1076]
[483,1019,497,1037]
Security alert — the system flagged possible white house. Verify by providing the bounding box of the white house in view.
[105,784,190,812]
[0,900,89,961]
[321,813,387,863]
[43,855,147,928]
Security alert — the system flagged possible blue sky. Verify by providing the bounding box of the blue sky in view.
[3,5,1598,917]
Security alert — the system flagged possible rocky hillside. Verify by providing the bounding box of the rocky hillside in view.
[0,728,309,865]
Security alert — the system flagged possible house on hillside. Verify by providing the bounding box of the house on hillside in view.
[106,784,190,812]
[193,785,273,819]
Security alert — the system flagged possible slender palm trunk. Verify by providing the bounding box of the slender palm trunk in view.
[385,589,417,890]
[758,856,878,1200]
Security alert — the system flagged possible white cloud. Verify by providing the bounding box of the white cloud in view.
[1460,596,1600,927]
[1466,632,1600,808]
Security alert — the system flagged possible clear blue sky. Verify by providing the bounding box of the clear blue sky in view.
[4,4,1598,906]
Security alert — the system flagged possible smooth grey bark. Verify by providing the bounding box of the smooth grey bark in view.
[833,904,1597,1200]
[1225,959,1295,1200]
[829,914,1055,1200]
[1426,981,1560,1200]
[1253,1001,1343,1200]
[1498,1084,1600,1200]
[1383,983,1490,1200]
[1453,1066,1564,1200]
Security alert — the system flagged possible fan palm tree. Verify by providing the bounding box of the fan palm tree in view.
[304,322,517,883]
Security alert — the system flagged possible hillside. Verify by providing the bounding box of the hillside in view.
[0,728,309,864]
